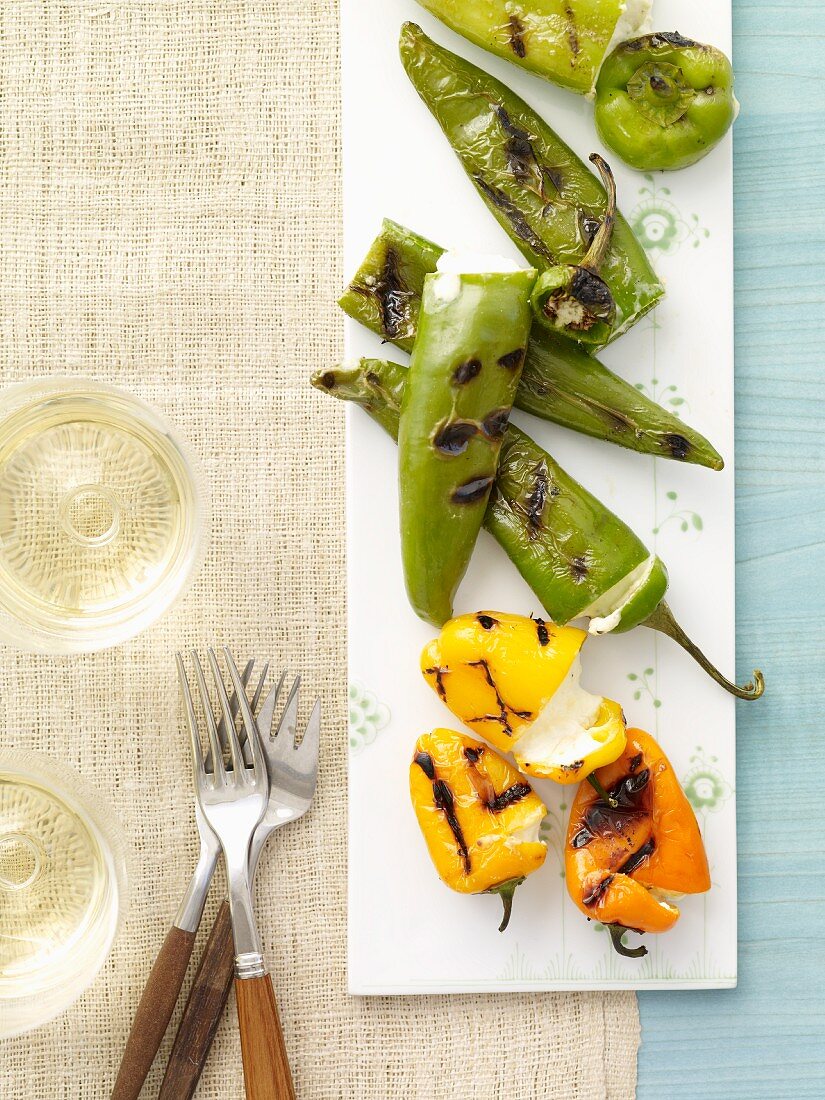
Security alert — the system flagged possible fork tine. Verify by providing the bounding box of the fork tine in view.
[275,675,301,745]
[257,669,287,741]
[208,648,246,777]
[192,651,227,783]
[250,661,269,714]
[294,696,321,780]
[223,647,267,779]
[176,653,206,783]
[239,662,271,767]
[209,657,255,771]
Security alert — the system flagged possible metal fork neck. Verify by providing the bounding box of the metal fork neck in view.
[225,844,266,973]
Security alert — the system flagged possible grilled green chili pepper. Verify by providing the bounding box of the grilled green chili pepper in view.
[311,358,764,700]
[399,23,663,345]
[529,153,617,346]
[340,218,723,470]
[594,33,737,171]
[414,0,651,95]
[399,259,536,624]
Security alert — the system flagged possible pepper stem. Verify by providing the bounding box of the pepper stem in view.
[489,876,525,932]
[642,601,765,700]
[606,923,648,959]
[587,773,618,809]
[582,154,617,273]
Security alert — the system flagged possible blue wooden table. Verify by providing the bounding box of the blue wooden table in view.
[637,1,825,1095]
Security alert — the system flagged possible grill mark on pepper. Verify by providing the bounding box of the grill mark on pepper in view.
[432,778,472,874]
[489,105,565,201]
[583,873,615,907]
[318,371,337,390]
[571,826,593,849]
[525,459,549,532]
[534,617,550,646]
[665,432,691,460]
[560,759,585,773]
[498,347,526,371]
[483,407,510,439]
[348,246,415,341]
[654,31,697,48]
[564,4,580,61]
[570,556,589,582]
[432,420,479,456]
[423,665,449,701]
[570,268,614,316]
[506,14,526,58]
[581,766,651,839]
[611,767,651,808]
[477,614,497,630]
[413,750,435,780]
[579,211,601,248]
[489,783,533,812]
[466,658,532,735]
[628,752,644,774]
[433,412,511,455]
[452,475,495,505]
[617,836,656,876]
[453,357,482,385]
[473,175,557,264]
[464,744,533,813]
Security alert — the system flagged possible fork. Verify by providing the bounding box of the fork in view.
[180,647,298,1100]
[111,660,267,1100]
[158,672,319,1099]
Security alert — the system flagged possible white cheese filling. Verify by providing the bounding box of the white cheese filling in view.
[429,250,524,305]
[585,555,655,636]
[514,657,604,769]
[506,803,546,849]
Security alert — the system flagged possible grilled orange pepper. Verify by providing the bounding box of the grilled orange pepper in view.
[565,728,711,957]
[410,728,547,930]
[421,611,626,785]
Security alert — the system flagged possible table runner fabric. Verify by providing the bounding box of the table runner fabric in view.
[0,2,639,1096]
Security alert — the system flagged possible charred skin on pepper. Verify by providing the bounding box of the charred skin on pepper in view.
[338,218,724,470]
[311,360,764,698]
[399,23,664,344]
[409,729,547,930]
[565,729,711,956]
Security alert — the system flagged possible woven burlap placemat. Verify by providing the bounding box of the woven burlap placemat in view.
[0,2,639,1095]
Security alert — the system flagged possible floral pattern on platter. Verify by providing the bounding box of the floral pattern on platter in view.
[682,749,733,814]
[627,667,662,709]
[653,490,703,537]
[630,176,710,257]
[635,375,689,418]
[348,680,390,753]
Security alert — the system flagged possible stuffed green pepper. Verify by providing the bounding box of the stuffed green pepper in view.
[399,254,536,624]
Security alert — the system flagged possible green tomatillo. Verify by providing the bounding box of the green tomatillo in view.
[594,32,738,172]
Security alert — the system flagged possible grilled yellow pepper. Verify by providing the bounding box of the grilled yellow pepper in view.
[421,611,626,784]
[410,728,547,930]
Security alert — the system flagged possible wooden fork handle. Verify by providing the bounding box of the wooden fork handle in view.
[236,972,296,1100]
[111,925,196,1100]
[158,899,235,1099]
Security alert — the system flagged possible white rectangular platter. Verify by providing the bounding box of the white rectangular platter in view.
[344,0,737,992]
